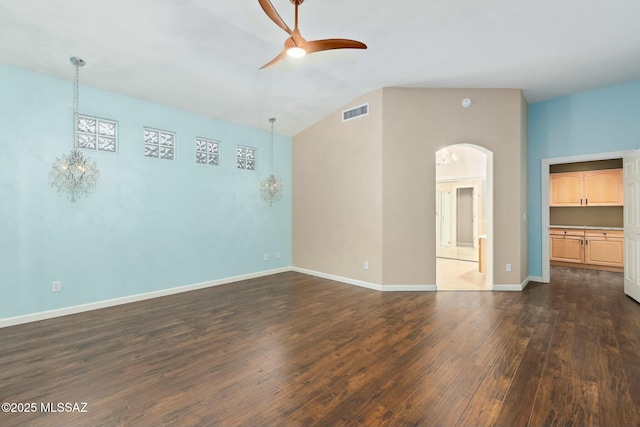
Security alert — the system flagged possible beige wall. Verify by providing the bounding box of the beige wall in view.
[382,88,526,286]
[293,87,528,287]
[292,90,384,283]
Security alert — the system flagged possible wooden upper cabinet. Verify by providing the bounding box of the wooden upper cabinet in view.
[550,172,583,206]
[583,169,624,206]
[550,169,623,207]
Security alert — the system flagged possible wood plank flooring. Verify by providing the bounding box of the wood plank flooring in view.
[1,267,640,426]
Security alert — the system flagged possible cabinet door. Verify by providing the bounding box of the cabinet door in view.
[550,234,584,263]
[550,172,583,206]
[583,169,623,206]
[585,230,624,267]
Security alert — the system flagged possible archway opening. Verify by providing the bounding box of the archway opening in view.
[435,144,493,291]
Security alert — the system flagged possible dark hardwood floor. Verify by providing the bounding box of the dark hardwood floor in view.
[1,267,640,426]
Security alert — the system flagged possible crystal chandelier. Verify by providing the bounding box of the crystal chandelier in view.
[436,148,458,168]
[50,57,100,202]
[260,117,283,205]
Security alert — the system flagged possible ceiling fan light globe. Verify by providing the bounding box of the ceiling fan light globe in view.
[287,47,306,58]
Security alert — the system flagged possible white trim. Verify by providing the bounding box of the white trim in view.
[381,284,437,292]
[541,149,633,282]
[529,275,546,283]
[290,267,436,292]
[493,276,531,291]
[291,267,382,290]
[3,263,533,329]
[0,268,290,329]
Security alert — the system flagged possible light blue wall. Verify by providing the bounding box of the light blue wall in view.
[528,80,640,277]
[0,63,292,319]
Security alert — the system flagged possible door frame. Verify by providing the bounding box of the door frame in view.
[435,143,493,289]
[540,149,634,283]
[453,184,479,248]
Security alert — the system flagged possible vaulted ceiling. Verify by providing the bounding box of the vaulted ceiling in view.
[1,0,639,136]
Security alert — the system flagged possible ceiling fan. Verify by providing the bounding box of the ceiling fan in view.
[258,0,367,69]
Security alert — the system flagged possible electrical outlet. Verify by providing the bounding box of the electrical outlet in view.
[52,281,61,292]
[264,253,268,261]
[364,261,369,270]
[506,264,512,272]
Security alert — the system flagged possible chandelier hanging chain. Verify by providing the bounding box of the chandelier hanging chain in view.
[269,117,275,173]
[73,60,80,147]
[70,57,85,148]
[74,61,80,121]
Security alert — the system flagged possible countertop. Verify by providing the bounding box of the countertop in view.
[550,225,623,231]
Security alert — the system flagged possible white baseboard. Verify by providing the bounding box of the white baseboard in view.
[493,276,531,291]
[0,267,290,329]
[381,284,437,292]
[2,266,533,328]
[291,267,436,292]
[492,284,524,291]
[291,267,382,290]
[528,275,546,283]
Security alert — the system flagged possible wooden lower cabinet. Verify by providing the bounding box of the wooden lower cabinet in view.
[550,230,584,263]
[550,228,623,271]
[584,230,624,267]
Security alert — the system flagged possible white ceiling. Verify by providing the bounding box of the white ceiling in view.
[1,0,639,137]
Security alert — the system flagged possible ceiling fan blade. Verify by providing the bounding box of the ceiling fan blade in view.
[259,49,288,70]
[258,0,292,35]
[260,37,296,69]
[305,39,367,54]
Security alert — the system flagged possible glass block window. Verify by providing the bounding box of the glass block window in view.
[76,114,117,152]
[236,145,256,170]
[144,127,175,160]
[196,137,220,166]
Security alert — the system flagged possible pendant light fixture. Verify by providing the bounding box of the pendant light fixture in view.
[260,117,283,206]
[49,57,100,202]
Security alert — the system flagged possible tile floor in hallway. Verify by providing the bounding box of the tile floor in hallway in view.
[436,245,479,262]
[436,257,488,291]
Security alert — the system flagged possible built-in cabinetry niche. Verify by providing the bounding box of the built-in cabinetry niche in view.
[549,159,624,272]
[550,228,623,269]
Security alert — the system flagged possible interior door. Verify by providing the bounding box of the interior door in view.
[624,149,640,303]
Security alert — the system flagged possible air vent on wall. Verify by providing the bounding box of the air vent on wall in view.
[342,103,369,122]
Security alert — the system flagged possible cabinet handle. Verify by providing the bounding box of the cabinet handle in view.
[603,232,607,236]
[586,198,588,205]
[586,240,589,245]
[580,198,583,205]
[580,239,583,245]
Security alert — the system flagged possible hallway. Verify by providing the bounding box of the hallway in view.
[436,256,488,291]
[436,245,487,291]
